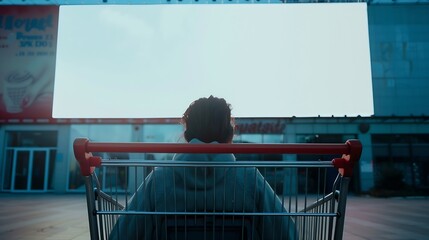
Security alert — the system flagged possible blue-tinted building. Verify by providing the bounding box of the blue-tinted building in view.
[0,1,428,195]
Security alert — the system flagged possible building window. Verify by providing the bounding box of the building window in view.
[2,131,57,192]
[296,134,358,194]
[372,134,429,194]
[68,125,133,191]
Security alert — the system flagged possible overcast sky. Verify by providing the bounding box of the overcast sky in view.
[53,3,373,118]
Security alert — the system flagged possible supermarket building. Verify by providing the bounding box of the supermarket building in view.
[0,1,428,195]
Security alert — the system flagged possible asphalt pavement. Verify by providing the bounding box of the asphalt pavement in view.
[0,193,428,240]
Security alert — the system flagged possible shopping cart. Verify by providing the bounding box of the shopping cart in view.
[74,138,361,240]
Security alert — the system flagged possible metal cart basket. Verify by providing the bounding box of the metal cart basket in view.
[73,138,361,240]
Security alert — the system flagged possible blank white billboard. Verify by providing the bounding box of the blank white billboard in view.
[53,3,373,118]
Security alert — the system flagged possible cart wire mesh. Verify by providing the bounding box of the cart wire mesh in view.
[74,138,361,240]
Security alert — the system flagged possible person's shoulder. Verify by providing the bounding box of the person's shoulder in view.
[173,138,204,161]
[211,153,235,162]
[172,153,186,161]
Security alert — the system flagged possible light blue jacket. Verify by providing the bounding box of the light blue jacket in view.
[110,139,296,239]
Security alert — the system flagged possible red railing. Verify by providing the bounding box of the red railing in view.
[73,138,362,178]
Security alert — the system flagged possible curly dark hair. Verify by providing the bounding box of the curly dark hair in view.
[182,96,234,143]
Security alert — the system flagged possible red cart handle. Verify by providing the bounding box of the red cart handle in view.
[73,138,362,177]
[331,139,362,177]
[73,138,101,176]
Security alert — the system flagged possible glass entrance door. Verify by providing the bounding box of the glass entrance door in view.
[11,148,50,192]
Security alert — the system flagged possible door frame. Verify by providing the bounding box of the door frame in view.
[10,147,51,193]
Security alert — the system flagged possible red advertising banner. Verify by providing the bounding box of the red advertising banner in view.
[0,6,58,122]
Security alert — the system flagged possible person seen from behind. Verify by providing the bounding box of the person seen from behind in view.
[110,95,296,239]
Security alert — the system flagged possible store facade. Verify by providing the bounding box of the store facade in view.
[0,2,429,195]
[2,117,428,194]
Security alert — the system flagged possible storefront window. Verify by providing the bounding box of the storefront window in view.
[67,125,133,191]
[295,134,358,194]
[6,131,57,147]
[233,133,285,193]
[2,150,13,190]
[141,124,183,161]
[142,124,183,142]
[234,134,284,144]
[372,134,429,193]
[2,131,57,192]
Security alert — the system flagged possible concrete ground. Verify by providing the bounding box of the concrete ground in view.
[344,196,429,240]
[0,193,428,240]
